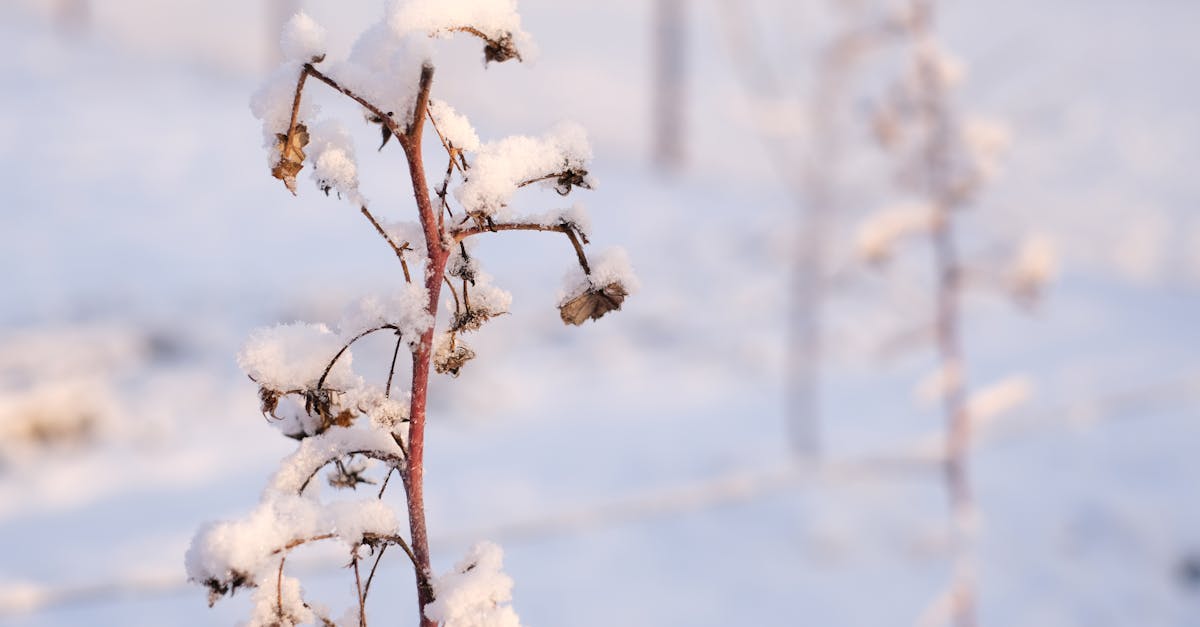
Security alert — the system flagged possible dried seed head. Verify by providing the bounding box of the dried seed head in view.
[258,386,282,418]
[450,305,504,333]
[559,282,628,326]
[434,335,476,377]
[554,168,592,196]
[327,457,376,490]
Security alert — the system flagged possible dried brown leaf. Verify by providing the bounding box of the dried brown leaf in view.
[559,282,628,326]
[271,123,309,194]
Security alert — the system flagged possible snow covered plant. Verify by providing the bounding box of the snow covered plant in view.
[185,3,635,626]
[855,2,1054,626]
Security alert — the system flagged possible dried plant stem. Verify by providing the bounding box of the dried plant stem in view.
[316,325,398,391]
[395,63,442,627]
[359,206,413,283]
[452,222,591,274]
[385,335,403,398]
[304,64,398,136]
[912,2,975,625]
[362,544,388,600]
[276,556,286,621]
[352,556,366,627]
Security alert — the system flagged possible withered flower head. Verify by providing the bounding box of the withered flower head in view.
[434,334,476,377]
[559,281,628,326]
[327,457,376,490]
[203,572,252,607]
[554,168,592,196]
[450,305,505,333]
[271,123,309,194]
[258,386,282,418]
[483,32,521,64]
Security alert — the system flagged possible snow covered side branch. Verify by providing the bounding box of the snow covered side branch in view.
[190,2,634,626]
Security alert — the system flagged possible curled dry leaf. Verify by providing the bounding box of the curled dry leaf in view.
[271,123,310,194]
[559,282,628,326]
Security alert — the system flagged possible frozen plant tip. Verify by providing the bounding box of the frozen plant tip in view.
[190,2,632,626]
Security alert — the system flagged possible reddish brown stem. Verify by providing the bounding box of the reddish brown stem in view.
[396,63,442,627]
[304,64,399,137]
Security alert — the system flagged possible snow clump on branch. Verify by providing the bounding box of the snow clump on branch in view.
[455,122,595,220]
[425,541,523,627]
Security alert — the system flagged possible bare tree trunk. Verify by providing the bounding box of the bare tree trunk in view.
[653,0,686,171]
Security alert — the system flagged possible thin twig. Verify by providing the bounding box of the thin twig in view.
[564,228,591,275]
[385,334,403,399]
[377,468,395,499]
[359,207,413,283]
[276,556,286,621]
[426,110,468,173]
[317,325,397,391]
[353,556,366,627]
[304,64,399,138]
[443,275,462,315]
[362,544,389,603]
[296,451,406,494]
[451,221,591,273]
[446,26,523,62]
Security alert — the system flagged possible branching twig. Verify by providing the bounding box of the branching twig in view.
[359,206,413,283]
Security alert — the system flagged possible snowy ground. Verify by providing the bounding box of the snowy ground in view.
[1,0,1198,625]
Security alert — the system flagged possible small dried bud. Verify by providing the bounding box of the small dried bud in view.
[559,282,628,326]
[271,124,309,194]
